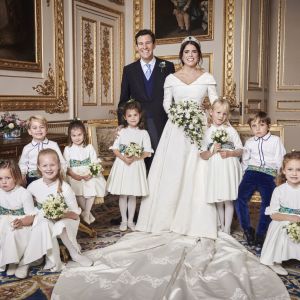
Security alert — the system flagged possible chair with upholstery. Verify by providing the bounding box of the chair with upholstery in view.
[87,119,118,178]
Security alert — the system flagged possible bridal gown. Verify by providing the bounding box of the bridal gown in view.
[136,73,219,238]
[52,74,289,300]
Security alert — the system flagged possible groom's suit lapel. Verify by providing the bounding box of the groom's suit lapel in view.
[152,58,165,98]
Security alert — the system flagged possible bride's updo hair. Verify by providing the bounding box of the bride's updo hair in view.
[179,36,203,65]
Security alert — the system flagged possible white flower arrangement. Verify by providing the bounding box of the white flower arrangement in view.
[42,194,67,220]
[124,142,144,158]
[211,129,229,144]
[285,222,300,243]
[168,101,205,149]
[89,162,104,176]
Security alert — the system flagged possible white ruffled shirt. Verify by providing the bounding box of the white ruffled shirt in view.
[242,132,286,172]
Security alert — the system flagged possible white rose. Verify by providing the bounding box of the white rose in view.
[8,123,14,129]
[189,124,194,129]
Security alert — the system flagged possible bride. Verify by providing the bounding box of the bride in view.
[52,37,289,300]
[136,36,218,239]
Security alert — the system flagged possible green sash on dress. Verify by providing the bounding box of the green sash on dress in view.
[69,157,91,167]
[0,205,25,216]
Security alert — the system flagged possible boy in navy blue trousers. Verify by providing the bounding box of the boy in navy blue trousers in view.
[235,112,286,249]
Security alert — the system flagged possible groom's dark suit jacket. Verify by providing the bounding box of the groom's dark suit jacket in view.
[118,57,175,151]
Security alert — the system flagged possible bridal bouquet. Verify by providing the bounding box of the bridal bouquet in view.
[211,129,229,145]
[89,162,104,176]
[168,101,205,149]
[42,194,67,220]
[284,222,300,243]
[124,142,144,158]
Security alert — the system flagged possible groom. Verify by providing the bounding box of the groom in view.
[118,29,175,169]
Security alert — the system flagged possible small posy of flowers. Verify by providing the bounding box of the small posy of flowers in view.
[0,112,26,133]
[124,142,144,158]
[284,222,300,243]
[159,61,166,72]
[89,162,104,176]
[42,194,67,220]
[168,101,205,149]
[211,129,229,145]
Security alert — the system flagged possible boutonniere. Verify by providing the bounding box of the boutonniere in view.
[159,61,166,73]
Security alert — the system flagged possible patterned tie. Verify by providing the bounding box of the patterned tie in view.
[145,63,151,80]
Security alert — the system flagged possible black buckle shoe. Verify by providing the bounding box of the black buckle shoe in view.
[255,234,265,250]
[244,227,255,246]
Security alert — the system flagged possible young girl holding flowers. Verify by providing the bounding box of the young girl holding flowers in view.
[107,100,153,231]
[260,151,300,275]
[63,119,106,224]
[28,149,93,267]
[200,99,243,234]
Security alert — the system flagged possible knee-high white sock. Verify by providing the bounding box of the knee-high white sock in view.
[216,202,225,231]
[59,229,93,267]
[119,195,128,223]
[76,196,86,210]
[224,201,234,234]
[84,197,95,215]
[127,196,136,224]
[59,229,78,258]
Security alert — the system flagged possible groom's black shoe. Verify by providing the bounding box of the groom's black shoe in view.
[254,234,265,250]
[243,227,255,246]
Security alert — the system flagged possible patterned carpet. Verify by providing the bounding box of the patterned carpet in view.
[0,195,299,300]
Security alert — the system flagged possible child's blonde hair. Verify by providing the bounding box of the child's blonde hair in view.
[0,159,23,186]
[37,149,64,192]
[276,151,300,186]
[27,115,48,129]
[208,98,230,126]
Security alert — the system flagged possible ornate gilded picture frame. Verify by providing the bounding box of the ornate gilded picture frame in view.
[151,0,214,45]
[0,0,42,72]
[0,0,68,113]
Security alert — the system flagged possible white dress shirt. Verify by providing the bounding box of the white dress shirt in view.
[19,138,66,175]
[140,57,156,77]
[242,132,286,172]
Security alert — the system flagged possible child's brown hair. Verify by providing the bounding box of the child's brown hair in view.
[67,119,88,147]
[121,100,145,129]
[247,111,271,127]
[0,159,23,186]
[276,151,300,185]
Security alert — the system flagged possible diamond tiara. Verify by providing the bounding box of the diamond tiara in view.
[181,36,201,47]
